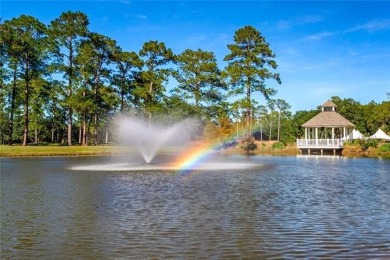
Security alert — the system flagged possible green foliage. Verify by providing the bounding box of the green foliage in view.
[1,15,48,145]
[137,40,174,121]
[203,121,220,143]
[111,49,142,113]
[48,11,89,145]
[224,25,281,135]
[379,143,390,152]
[271,142,284,150]
[240,137,257,155]
[291,110,319,138]
[358,139,379,150]
[1,13,389,148]
[172,48,225,118]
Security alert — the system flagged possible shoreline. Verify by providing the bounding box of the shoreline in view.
[1,144,389,159]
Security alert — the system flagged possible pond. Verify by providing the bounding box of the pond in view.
[1,155,390,258]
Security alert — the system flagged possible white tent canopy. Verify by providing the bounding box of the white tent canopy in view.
[351,129,364,139]
[344,129,365,140]
[370,128,390,140]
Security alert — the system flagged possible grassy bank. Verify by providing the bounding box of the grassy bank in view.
[220,140,390,158]
[342,142,390,158]
[0,145,133,157]
[1,141,389,158]
[220,141,299,156]
[0,144,191,157]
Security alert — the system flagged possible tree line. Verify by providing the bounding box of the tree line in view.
[1,12,389,146]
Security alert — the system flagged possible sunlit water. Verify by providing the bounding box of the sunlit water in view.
[1,155,389,258]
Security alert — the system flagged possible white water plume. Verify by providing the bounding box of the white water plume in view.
[118,116,199,163]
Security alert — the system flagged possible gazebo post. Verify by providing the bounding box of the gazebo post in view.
[315,127,318,146]
[305,128,308,145]
[332,127,334,144]
[343,127,346,147]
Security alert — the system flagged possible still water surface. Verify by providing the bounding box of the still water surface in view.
[1,155,390,258]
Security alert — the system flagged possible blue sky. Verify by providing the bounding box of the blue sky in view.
[2,1,390,112]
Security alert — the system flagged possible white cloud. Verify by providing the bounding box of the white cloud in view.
[135,14,148,20]
[301,31,334,42]
[297,15,323,25]
[119,0,131,4]
[276,15,323,30]
[276,20,291,30]
[346,18,390,32]
[311,86,344,96]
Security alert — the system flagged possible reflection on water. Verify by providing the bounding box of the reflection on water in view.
[1,156,390,258]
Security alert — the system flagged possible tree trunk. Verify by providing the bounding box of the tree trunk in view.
[68,108,72,145]
[121,76,125,113]
[82,89,88,146]
[8,68,17,145]
[94,74,100,146]
[269,115,273,141]
[82,113,88,146]
[79,123,82,144]
[277,110,281,141]
[246,80,251,138]
[94,113,98,145]
[68,47,73,146]
[22,63,29,146]
[82,116,87,146]
[0,125,3,145]
[35,127,38,144]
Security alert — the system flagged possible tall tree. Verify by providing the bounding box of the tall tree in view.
[136,40,174,125]
[253,104,268,141]
[173,48,225,118]
[111,48,142,113]
[1,18,22,145]
[77,32,117,145]
[224,25,281,136]
[267,99,276,141]
[1,15,47,145]
[49,11,89,145]
[274,99,291,141]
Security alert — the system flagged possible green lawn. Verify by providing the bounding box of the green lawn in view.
[0,144,186,157]
[0,144,134,157]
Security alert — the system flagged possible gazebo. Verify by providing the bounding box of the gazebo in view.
[297,100,355,155]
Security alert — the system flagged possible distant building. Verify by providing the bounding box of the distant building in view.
[297,100,355,155]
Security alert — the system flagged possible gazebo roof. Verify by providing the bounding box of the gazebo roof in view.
[322,100,337,108]
[302,111,355,128]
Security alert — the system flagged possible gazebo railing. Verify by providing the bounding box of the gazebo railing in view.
[296,139,344,148]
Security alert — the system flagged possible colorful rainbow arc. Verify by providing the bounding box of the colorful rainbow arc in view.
[169,131,243,171]
[170,142,215,171]
[168,124,261,172]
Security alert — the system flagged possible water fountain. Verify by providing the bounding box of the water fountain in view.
[118,115,197,164]
[71,115,261,172]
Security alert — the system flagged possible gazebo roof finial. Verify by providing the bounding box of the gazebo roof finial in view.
[321,100,337,112]
[322,100,337,108]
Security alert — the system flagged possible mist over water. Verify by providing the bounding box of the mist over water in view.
[117,115,199,163]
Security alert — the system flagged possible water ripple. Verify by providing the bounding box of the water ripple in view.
[1,156,390,258]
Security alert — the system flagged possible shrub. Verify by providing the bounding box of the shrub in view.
[271,142,285,150]
[379,143,390,152]
[240,137,257,155]
[358,139,379,150]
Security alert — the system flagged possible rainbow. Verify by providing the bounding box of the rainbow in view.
[170,134,243,172]
[168,124,259,172]
[170,142,216,172]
